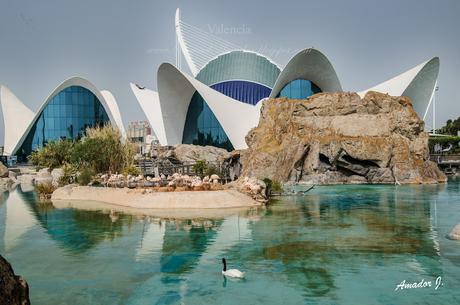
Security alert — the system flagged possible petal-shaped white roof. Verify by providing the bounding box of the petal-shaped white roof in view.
[0,86,35,155]
[100,90,127,138]
[130,83,168,146]
[156,63,260,149]
[269,48,343,98]
[358,57,440,118]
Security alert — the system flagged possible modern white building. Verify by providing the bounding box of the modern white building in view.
[131,8,440,151]
[0,77,125,161]
[0,9,441,160]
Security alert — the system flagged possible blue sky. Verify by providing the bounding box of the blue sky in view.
[1,0,459,146]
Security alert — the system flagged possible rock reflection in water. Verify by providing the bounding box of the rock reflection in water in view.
[1,182,455,305]
[250,184,442,297]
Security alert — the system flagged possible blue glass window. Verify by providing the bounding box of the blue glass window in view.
[16,86,110,161]
[276,79,321,99]
[210,80,271,105]
[182,91,234,151]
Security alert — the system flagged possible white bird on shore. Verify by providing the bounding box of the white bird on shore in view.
[222,258,245,278]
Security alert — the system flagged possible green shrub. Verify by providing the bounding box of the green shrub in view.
[262,178,283,196]
[28,125,137,187]
[272,180,283,192]
[123,165,140,176]
[28,140,74,169]
[35,183,56,197]
[192,160,208,178]
[71,125,136,174]
[438,118,460,135]
[429,136,460,154]
[59,163,78,186]
[205,164,221,177]
[77,168,95,186]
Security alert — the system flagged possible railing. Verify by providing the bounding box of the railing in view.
[430,154,460,164]
[136,159,231,181]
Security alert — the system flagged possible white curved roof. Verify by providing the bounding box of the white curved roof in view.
[0,86,35,155]
[0,77,125,156]
[130,83,168,145]
[358,57,440,118]
[100,89,126,138]
[269,48,343,98]
[156,63,260,149]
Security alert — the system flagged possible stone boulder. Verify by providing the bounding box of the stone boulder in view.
[9,171,17,180]
[174,144,231,163]
[0,162,8,178]
[0,177,15,189]
[228,176,268,203]
[17,174,35,185]
[51,168,64,187]
[0,255,30,305]
[447,223,460,240]
[35,168,53,186]
[241,92,447,185]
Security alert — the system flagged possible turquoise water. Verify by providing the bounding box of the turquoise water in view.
[1,180,460,305]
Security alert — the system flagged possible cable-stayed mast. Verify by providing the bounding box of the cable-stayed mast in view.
[175,8,242,76]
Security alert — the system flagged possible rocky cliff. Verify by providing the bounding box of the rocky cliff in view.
[241,91,446,185]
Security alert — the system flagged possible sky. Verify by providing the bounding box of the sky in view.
[1,0,459,146]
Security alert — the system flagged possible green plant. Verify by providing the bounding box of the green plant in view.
[77,168,96,186]
[123,165,140,176]
[262,177,273,197]
[28,140,74,169]
[71,125,136,174]
[59,163,78,186]
[205,164,221,177]
[27,125,138,186]
[272,180,283,193]
[429,136,460,154]
[438,117,460,135]
[262,178,283,196]
[192,160,208,178]
[35,183,56,197]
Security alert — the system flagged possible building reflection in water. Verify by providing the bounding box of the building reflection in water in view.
[0,182,449,303]
[14,186,133,253]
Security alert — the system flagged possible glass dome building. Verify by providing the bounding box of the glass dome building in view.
[182,51,281,150]
[0,77,126,160]
[16,86,110,160]
[129,10,440,152]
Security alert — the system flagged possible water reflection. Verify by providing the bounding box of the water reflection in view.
[1,182,457,305]
[160,219,222,274]
[247,185,443,297]
[13,186,133,253]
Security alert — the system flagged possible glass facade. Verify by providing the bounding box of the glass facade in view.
[210,81,271,105]
[16,86,110,160]
[182,91,234,151]
[277,79,322,99]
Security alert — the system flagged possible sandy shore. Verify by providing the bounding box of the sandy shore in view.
[51,185,261,210]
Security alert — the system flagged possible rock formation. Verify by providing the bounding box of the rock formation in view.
[174,144,230,163]
[150,144,230,164]
[0,255,30,305]
[228,176,268,203]
[241,92,446,185]
[0,163,17,191]
[0,162,8,178]
[448,223,460,240]
[34,168,53,186]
